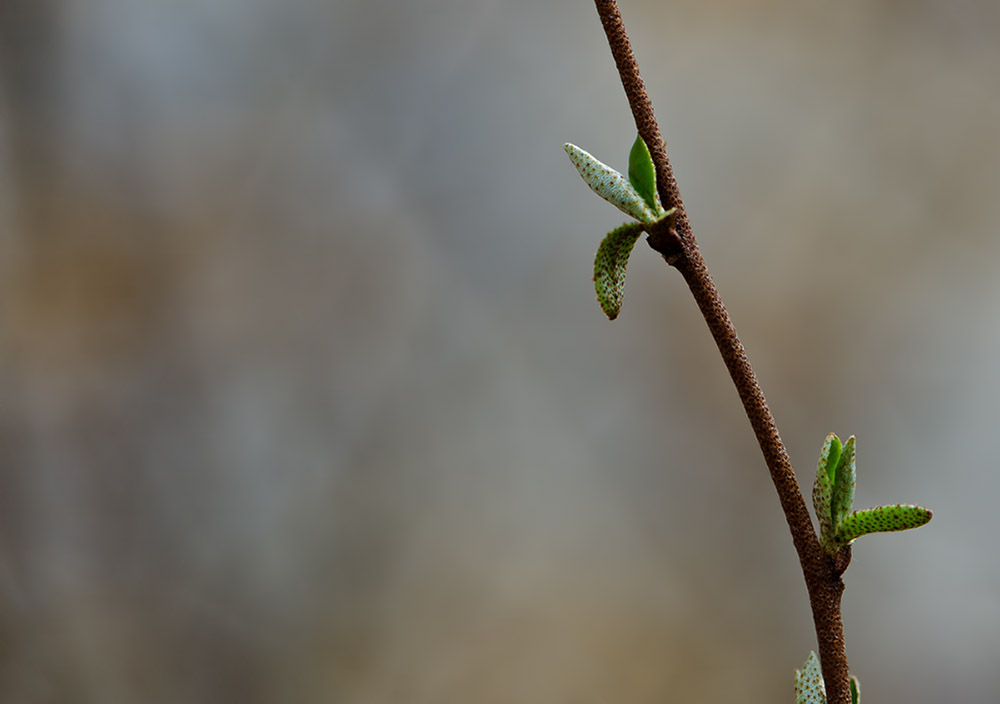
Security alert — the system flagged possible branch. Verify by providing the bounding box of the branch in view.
[591,2,851,701]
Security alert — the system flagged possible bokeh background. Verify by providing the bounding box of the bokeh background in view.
[1,1,998,702]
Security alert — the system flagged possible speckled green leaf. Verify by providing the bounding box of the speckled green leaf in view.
[836,504,933,544]
[831,435,857,529]
[593,222,645,320]
[812,433,841,546]
[628,134,660,214]
[795,651,826,704]
[564,143,658,225]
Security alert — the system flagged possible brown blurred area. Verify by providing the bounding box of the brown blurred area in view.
[0,1,998,702]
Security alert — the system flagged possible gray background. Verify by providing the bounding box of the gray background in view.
[1,0,998,702]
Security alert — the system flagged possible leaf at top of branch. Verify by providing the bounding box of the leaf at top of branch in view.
[831,435,857,529]
[812,433,841,545]
[836,504,933,545]
[794,651,827,704]
[564,142,658,225]
[593,222,645,320]
[822,433,842,485]
[627,134,662,215]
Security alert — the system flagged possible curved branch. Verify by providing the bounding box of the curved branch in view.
[591,2,851,702]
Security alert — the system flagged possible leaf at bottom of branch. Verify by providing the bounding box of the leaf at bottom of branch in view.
[593,222,645,320]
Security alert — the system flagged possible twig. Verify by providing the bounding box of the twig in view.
[591,2,851,701]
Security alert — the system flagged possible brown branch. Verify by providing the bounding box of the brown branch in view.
[591,1,851,701]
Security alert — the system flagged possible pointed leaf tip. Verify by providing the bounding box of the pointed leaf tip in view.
[628,134,660,214]
[795,651,826,704]
[823,433,842,485]
[593,222,645,319]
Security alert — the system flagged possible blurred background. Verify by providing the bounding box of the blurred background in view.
[1,0,998,702]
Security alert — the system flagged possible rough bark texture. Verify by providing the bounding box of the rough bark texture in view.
[592,2,851,701]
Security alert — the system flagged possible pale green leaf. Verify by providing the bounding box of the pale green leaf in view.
[795,651,827,704]
[564,143,658,225]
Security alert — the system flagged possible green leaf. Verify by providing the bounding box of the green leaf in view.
[794,651,826,704]
[831,436,857,529]
[836,504,933,544]
[628,134,660,214]
[823,434,842,485]
[812,433,841,548]
[564,143,658,225]
[593,222,646,320]
[850,675,860,704]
